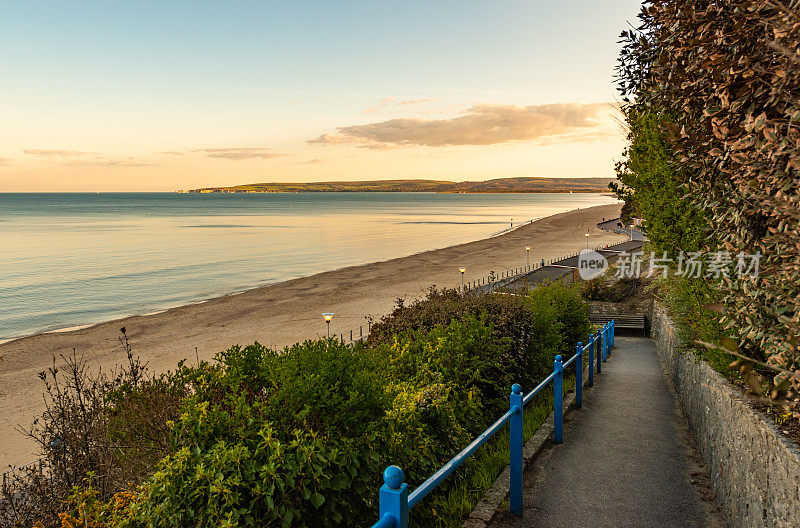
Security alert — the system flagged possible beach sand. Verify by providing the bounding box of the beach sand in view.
[0,203,623,468]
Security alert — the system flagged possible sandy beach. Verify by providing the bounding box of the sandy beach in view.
[0,203,623,468]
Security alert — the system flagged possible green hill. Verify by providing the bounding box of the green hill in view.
[186,177,614,194]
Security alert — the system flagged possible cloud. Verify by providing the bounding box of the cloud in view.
[61,158,155,167]
[0,157,10,165]
[23,149,155,167]
[291,158,323,165]
[396,98,437,106]
[307,134,350,146]
[194,148,285,160]
[312,103,613,148]
[363,96,436,114]
[363,97,398,114]
[24,149,95,158]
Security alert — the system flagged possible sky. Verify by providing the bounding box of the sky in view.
[0,0,643,192]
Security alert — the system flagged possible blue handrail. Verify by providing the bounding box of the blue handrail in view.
[370,320,616,528]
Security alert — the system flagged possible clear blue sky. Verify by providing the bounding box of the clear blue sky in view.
[0,0,644,191]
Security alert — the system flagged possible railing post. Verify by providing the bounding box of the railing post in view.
[379,466,408,528]
[596,331,602,374]
[554,355,563,444]
[510,384,523,516]
[575,342,583,409]
[602,323,608,362]
[587,333,594,386]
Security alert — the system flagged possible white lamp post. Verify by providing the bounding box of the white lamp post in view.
[459,267,466,293]
[322,312,334,338]
[525,246,531,269]
[585,232,590,251]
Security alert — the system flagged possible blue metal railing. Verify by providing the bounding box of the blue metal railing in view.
[370,320,616,527]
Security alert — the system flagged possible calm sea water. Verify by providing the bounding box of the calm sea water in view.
[0,192,618,341]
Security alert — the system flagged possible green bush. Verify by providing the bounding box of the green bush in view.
[43,284,592,528]
[523,281,591,362]
[656,274,739,381]
[121,317,513,527]
[123,340,389,528]
[377,316,510,481]
[611,110,708,254]
[616,0,800,418]
[369,284,588,393]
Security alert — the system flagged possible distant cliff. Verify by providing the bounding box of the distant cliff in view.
[184,177,615,194]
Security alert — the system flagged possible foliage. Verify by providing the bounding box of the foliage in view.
[58,479,138,528]
[524,281,591,354]
[123,340,389,528]
[611,110,708,253]
[122,306,587,528]
[369,284,588,388]
[581,275,642,303]
[616,0,800,418]
[0,330,187,527]
[656,274,726,348]
[16,285,591,528]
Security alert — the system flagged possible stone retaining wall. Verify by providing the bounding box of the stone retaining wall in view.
[651,302,800,528]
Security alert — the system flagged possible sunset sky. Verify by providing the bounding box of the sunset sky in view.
[1,1,642,192]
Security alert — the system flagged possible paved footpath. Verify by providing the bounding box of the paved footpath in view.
[489,337,725,528]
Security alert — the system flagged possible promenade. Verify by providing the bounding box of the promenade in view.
[489,337,725,528]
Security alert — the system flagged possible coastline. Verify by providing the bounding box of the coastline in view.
[0,211,537,346]
[0,203,624,468]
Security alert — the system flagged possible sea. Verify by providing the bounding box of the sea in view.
[0,192,620,342]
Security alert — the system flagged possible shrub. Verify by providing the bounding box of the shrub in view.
[119,340,389,528]
[1,331,187,528]
[24,285,592,528]
[122,320,511,528]
[368,285,587,392]
[523,281,591,362]
[581,275,642,303]
[611,110,708,254]
[615,0,800,418]
[57,479,138,528]
[377,317,510,477]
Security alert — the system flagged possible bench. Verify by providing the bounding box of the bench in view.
[590,314,647,337]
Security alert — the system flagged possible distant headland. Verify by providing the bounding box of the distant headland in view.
[181,177,615,194]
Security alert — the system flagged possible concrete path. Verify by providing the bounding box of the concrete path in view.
[489,337,724,528]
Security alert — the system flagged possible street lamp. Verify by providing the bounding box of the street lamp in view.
[322,312,334,338]
[585,232,590,251]
[525,246,531,269]
[459,267,466,292]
